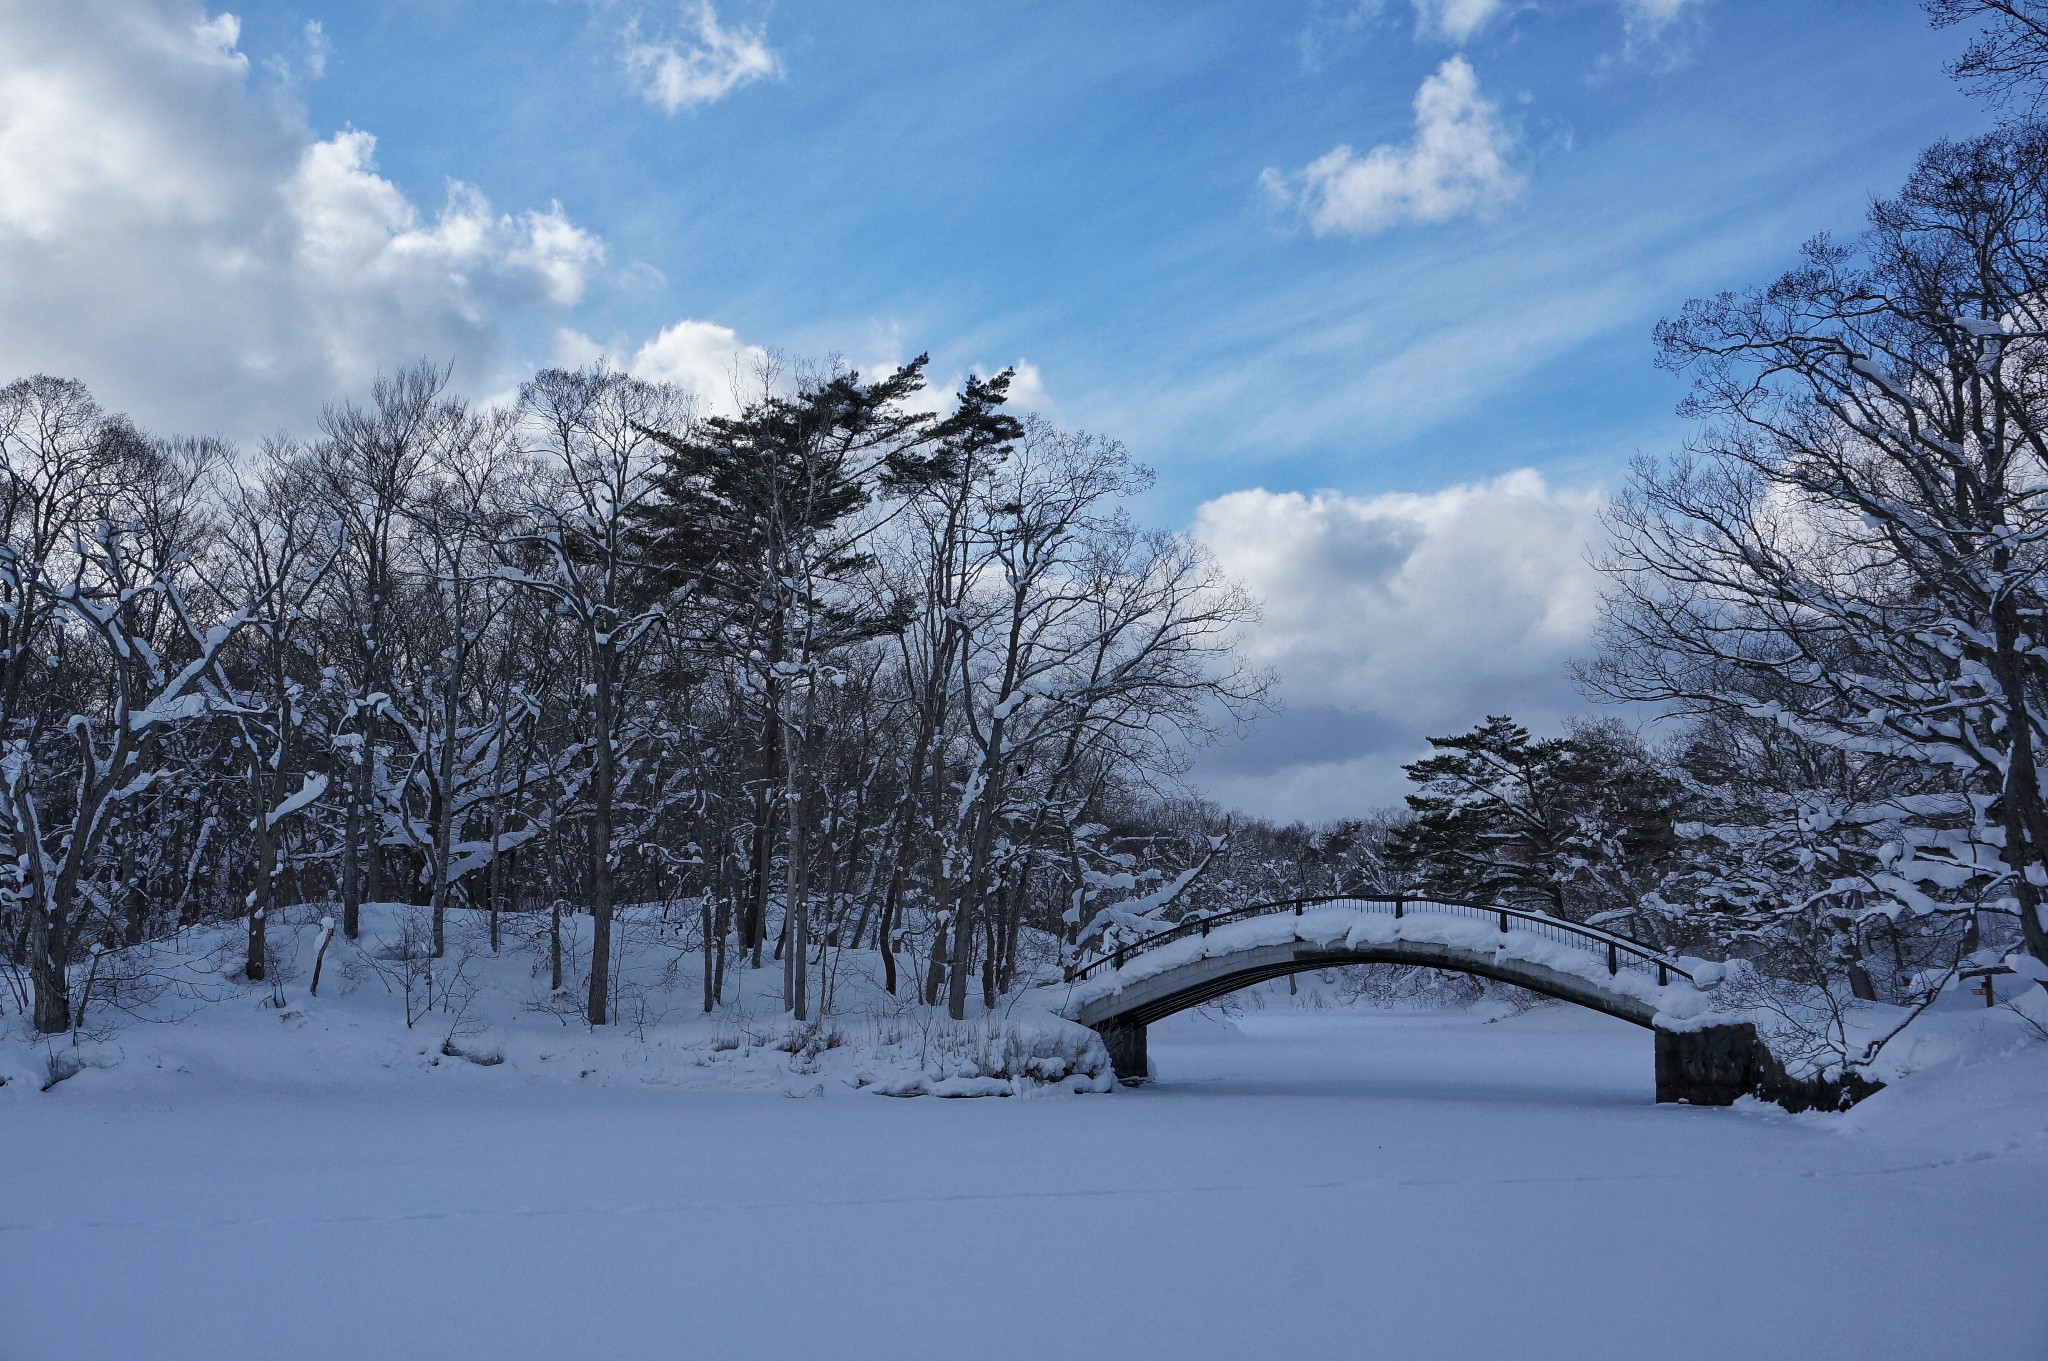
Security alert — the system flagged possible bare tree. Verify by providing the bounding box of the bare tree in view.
[1581,128,2048,970]
[214,448,342,982]
[511,366,691,1026]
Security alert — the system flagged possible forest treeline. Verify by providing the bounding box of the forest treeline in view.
[0,357,1273,1036]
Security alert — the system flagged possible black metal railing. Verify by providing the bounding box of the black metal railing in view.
[1063,894,1692,990]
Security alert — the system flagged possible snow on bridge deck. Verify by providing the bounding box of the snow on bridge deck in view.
[1057,898,1724,1032]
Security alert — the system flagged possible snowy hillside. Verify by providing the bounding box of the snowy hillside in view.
[1,902,1116,1101]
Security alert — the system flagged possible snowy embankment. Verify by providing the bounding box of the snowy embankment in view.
[0,903,1113,1101]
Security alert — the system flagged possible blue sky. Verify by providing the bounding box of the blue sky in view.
[0,1,1993,817]
[215,0,1976,515]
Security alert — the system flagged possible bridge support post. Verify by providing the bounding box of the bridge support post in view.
[1654,1023,1758,1105]
[1095,1020,1149,1087]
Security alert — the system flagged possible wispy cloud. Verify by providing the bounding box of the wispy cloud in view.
[1262,56,1520,236]
[1621,0,1702,31]
[1413,0,1507,44]
[1617,0,1707,61]
[301,20,330,80]
[623,2,779,114]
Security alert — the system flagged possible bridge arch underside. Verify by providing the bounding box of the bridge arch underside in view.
[1073,940,1662,1034]
[1066,940,1768,1104]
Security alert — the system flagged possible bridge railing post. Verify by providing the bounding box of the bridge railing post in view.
[1293,901,1302,917]
[1658,961,1668,986]
[1498,909,1508,934]
[1394,897,1404,919]
[1607,941,1618,977]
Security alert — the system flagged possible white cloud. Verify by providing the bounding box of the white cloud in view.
[624,2,779,114]
[1621,0,1700,29]
[625,317,770,412]
[965,358,1053,416]
[301,21,330,80]
[1262,57,1520,237]
[1617,0,1705,54]
[554,324,1036,423]
[0,1,606,438]
[1190,471,1606,819]
[1413,0,1507,43]
[1002,359,1053,414]
[290,132,602,308]
[190,12,248,71]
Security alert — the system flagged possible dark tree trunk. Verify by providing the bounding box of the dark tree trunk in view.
[587,648,617,1027]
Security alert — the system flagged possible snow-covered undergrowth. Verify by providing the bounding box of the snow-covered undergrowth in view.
[0,903,1112,1100]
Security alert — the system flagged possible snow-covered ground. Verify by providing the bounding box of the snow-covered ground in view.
[4,907,2046,1359]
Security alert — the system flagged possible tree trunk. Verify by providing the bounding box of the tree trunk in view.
[27,898,69,1035]
[744,751,779,968]
[364,743,386,910]
[247,756,277,983]
[713,888,730,1004]
[789,792,809,1021]
[876,862,904,996]
[702,897,715,1013]
[487,761,507,954]
[586,645,616,1027]
[340,749,364,940]
[118,812,147,947]
[550,897,564,993]
[430,671,460,960]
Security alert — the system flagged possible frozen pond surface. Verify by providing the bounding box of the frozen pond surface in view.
[6,1006,2044,1360]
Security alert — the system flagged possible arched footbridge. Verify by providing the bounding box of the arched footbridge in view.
[1057,895,1773,1106]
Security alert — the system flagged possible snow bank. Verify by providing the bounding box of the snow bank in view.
[0,903,1109,1102]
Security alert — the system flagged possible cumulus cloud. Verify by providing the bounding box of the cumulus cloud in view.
[1262,57,1520,236]
[292,132,602,309]
[1190,471,1607,819]
[626,318,770,412]
[1002,359,1053,414]
[624,2,780,113]
[963,358,1053,415]
[0,1,605,439]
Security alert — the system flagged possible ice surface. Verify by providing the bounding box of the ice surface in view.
[2,907,2044,1360]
